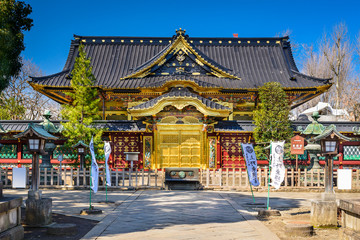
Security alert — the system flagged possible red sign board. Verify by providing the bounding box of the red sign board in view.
[291,135,305,155]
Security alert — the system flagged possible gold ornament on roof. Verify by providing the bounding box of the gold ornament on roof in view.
[176,28,186,35]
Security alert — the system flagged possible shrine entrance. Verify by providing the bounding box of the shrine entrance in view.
[156,124,205,169]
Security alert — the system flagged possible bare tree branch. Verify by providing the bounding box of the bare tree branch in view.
[1,59,60,120]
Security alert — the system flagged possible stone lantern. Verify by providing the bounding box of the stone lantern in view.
[39,110,63,169]
[13,122,58,226]
[308,124,352,228]
[298,112,325,170]
[72,140,89,171]
[309,124,352,200]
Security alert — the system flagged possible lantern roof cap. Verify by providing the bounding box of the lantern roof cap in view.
[13,122,58,140]
[309,124,352,142]
[72,140,89,148]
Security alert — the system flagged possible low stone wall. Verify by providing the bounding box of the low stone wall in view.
[0,197,24,240]
[339,199,360,240]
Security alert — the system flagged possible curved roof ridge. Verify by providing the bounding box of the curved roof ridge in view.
[291,70,332,83]
[73,34,290,41]
[30,69,70,82]
[282,41,299,72]
[130,87,230,111]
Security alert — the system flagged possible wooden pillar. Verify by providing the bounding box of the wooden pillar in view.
[17,140,22,161]
[31,152,39,191]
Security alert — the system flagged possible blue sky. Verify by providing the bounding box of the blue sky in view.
[23,0,360,75]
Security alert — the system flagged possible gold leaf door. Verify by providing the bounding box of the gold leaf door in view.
[157,125,203,168]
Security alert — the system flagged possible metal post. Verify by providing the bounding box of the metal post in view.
[59,161,62,185]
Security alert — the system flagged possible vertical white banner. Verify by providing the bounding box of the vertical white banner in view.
[270,141,285,190]
[90,136,99,193]
[104,141,112,186]
[242,143,260,186]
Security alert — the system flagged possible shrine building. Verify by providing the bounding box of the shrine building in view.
[3,29,352,169]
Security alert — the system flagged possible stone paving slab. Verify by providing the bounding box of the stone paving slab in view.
[84,190,279,240]
[4,189,360,240]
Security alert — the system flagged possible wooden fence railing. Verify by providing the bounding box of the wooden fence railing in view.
[1,167,165,189]
[199,168,360,190]
[1,167,360,190]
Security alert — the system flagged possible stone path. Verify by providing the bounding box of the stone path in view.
[82,190,279,240]
[6,189,360,240]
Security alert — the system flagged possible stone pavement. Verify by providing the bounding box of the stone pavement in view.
[4,189,360,240]
[83,190,279,240]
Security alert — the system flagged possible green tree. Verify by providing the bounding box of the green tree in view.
[253,82,293,159]
[61,44,103,165]
[0,95,25,119]
[0,0,33,92]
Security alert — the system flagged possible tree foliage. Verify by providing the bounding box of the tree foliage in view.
[61,44,103,164]
[0,0,33,92]
[0,59,60,120]
[253,82,293,158]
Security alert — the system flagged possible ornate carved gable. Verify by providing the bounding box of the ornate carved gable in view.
[121,29,240,80]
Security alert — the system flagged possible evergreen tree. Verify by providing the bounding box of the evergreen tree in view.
[0,0,33,92]
[253,82,293,158]
[61,44,104,165]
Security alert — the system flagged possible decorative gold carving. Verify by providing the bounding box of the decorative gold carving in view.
[160,116,178,124]
[120,33,240,80]
[175,67,185,74]
[176,51,186,62]
[195,58,204,66]
[158,58,166,66]
[173,103,188,110]
[182,116,199,124]
[129,98,230,118]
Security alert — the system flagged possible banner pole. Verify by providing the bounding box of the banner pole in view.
[248,170,255,203]
[105,166,108,202]
[241,144,255,203]
[267,143,272,210]
[89,165,92,211]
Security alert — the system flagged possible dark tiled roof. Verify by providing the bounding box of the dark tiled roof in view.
[0,120,146,133]
[214,121,254,132]
[215,121,360,133]
[130,87,230,110]
[0,120,358,134]
[30,34,330,90]
[13,123,58,140]
[92,120,146,131]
